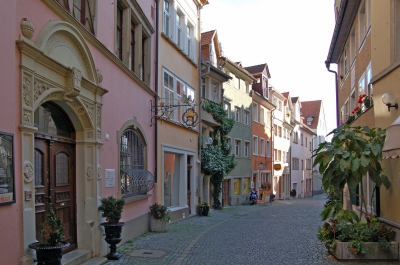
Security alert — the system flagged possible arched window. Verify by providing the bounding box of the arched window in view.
[120,128,153,197]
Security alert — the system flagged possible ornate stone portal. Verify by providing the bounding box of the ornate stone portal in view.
[17,20,108,264]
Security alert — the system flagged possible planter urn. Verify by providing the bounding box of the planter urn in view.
[331,241,399,260]
[29,241,70,265]
[100,222,125,260]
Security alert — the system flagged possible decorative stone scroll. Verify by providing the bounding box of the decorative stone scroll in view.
[22,74,31,107]
[97,165,102,180]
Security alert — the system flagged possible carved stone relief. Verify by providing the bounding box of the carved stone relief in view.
[86,132,92,139]
[81,114,91,128]
[44,32,93,81]
[97,165,102,180]
[34,80,50,102]
[86,164,94,180]
[96,105,101,129]
[23,110,31,123]
[82,99,94,122]
[64,68,82,102]
[23,161,34,183]
[22,74,31,107]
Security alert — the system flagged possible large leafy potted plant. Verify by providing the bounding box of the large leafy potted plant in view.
[149,203,170,232]
[98,196,125,260]
[314,125,396,260]
[198,202,210,216]
[29,204,70,265]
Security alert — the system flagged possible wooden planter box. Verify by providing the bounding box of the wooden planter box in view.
[150,218,169,233]
[330,241,399,260]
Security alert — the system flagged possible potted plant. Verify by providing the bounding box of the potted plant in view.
[98,196,125,260]
[314,125,395,260]
[29,204,70,265]
[290,189,296,198]
[363,95,373,109]
[198,202,210,216]
[149,203,170,232]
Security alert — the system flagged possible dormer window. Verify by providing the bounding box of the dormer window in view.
[306,116,313,126]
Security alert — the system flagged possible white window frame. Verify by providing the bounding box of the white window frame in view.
[266,140,271,157]
[163,0,171,38]
[244,110,250,125]
[252,102,258,122]
[224,101,231,118]
[260,138,265,156]
[235,106,241,123]
[244,141,250,158]
[253,136,258,155]
[260,107,265,125]
[235,139,241,157]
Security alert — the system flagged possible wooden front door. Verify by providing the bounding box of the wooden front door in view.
[223,179,230,206]
[34,137,76,252]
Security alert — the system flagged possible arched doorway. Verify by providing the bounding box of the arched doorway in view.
[34,102,77,252]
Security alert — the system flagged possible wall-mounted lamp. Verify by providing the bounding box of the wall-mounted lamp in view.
[382,92,398,112]
[204,136,213,145]
[258,162,265,170]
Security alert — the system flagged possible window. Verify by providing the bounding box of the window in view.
[309,142,312,151]
[235,139,241,157]
[176,11,183,49]
[260,138,265,156]
[301,160,304,170]
[358,0,371,48]
[163,0,171,37]
[278,127,282,138]
[246,83,250,94]
[253,136,258,155]
[116,3,123,60]
[187,24,193,58]
[274,149,277,160]
[163,69,195,122]
[266,110,271,127]
[64,0,96,34]
[244,110,250,125]
[274,124,278,136]
[115,1,152,84]
[278,100,282,111]
[252,103,258,122]
[306,159,312,170]
[235,107,241,123]
[283,151,286,163]
[260,107,265,125]
[226,137,232,154]
[292,158,299,170]
[120,128,146,197]
[201,77,206,98]
[277,150,281,161]
[244,141,250,157]
[212,82,219,102]
[266,140,271,157]
[305,137,308,147]
[301,133,303,146]
[224,102,231,118]
[293,132,298,144]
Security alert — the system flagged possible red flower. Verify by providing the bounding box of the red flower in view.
[331,229,336,233]
[353,106,360,112]
[350,247,355,252]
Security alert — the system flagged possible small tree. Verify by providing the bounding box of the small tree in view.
[313,124,390,220]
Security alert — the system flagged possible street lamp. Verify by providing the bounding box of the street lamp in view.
[258,162,265,170]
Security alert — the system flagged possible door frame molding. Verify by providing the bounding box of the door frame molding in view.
[18,21,107,263]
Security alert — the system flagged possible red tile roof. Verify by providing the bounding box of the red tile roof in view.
[301,100,322,129]
[201,30,215,46]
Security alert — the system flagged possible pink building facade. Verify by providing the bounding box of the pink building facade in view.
[0,1,157,264]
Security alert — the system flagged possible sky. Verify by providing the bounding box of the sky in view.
[201,0,337,134]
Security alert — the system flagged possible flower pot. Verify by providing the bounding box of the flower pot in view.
[29,241,70,265]
[100,222,125,260]
[150,217,169,232]
[330,241,398,260]
[198,205,210,216]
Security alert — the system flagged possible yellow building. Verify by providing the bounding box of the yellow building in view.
[326,0,400,240]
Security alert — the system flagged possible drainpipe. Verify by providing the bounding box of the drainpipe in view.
[154,0,159,185]
[197,4,203,204]
[325,61,339,127]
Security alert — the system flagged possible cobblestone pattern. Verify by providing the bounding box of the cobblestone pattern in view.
[103,195,400,265]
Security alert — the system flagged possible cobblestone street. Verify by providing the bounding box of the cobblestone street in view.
[103,194,400,265]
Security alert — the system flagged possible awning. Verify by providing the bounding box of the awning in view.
[382,115,400,159]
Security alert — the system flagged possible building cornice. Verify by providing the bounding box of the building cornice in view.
[326,0,360,64]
